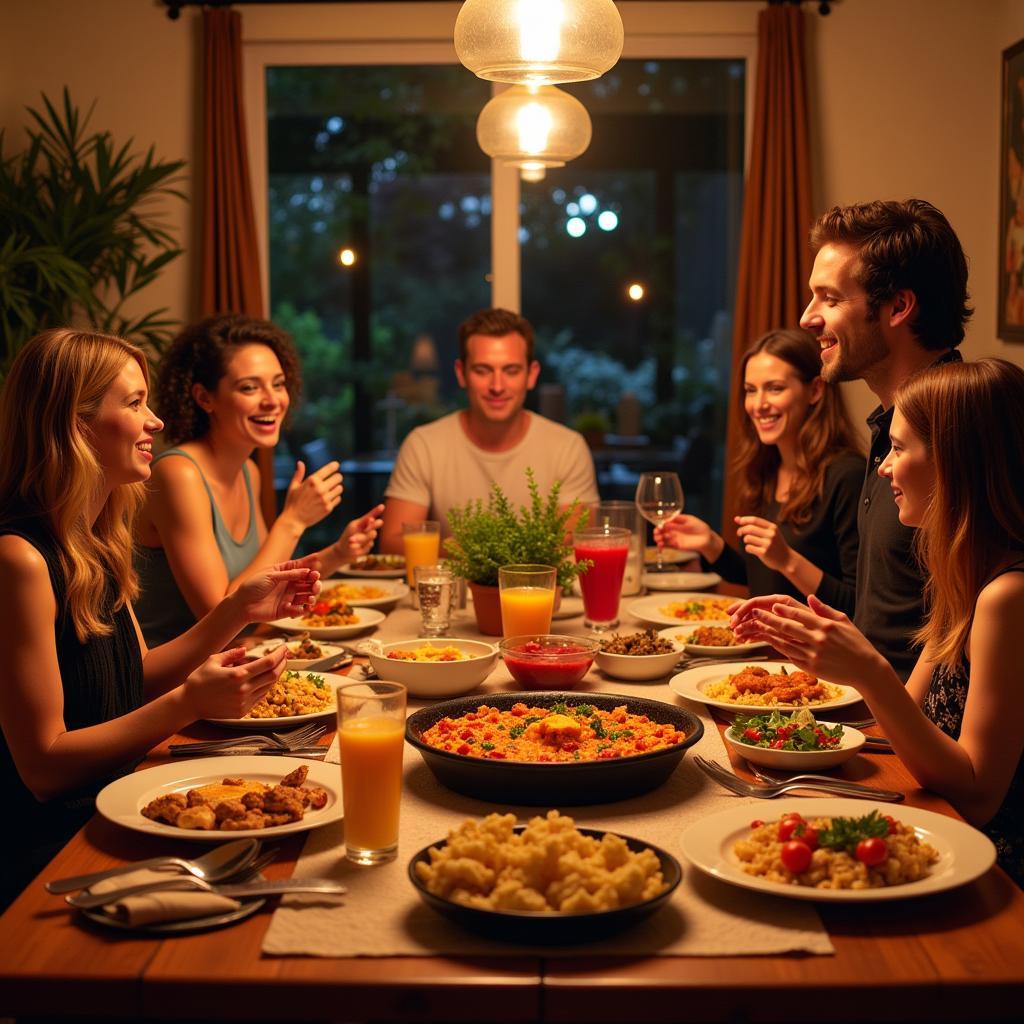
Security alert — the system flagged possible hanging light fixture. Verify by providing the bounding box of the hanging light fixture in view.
[455,0,624,86]
[476,85,592,175]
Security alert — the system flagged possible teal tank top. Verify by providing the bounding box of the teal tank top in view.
[134,448,261,646]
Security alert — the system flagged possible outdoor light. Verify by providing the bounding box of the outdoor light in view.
[627,282,645,301]
[455,0,624,85]
[520,165,547,183]
[337,247,357,267]
[476,85,592,171]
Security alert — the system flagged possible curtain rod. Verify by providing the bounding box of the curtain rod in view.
[162,1,833,22]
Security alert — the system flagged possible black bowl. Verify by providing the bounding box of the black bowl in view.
[408,826,682,944]
[404,690,703,805]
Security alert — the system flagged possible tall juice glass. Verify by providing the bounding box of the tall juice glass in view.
[498,564,557,637]
[573,526,631,632]
[402,521,441,595]
[337,681,406,865]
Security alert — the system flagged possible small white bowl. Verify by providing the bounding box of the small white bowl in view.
[723,720,866,770]
[365,638,498,698]
[248,639,346,671]
[595,637,685,681]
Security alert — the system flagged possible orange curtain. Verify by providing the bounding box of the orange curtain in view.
[200,6,276,524]
[720,2,813,541]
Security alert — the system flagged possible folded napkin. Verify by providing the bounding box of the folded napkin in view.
[88,868,241,926]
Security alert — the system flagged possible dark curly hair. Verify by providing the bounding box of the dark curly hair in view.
[809,199,973,351]
[156,314,302,445]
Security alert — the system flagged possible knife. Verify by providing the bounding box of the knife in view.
[302,651,355,672]
[169,745,326,758]
[67,876,347,910]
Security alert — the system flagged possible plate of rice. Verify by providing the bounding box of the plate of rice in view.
[669,660,863,714]
[657,622,770,657]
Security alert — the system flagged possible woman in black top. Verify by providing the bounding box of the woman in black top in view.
[733,360,1024,885]
[658,329,863,614]
[0,329,320,911]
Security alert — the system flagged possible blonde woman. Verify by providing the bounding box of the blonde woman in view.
[658,329,863,613]
[135,314,383,646]
[0,330,320,909]
[732,360,1024,885]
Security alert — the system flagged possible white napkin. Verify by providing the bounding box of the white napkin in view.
[89,868,241,926]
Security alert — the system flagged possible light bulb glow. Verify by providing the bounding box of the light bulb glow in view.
[518,0,563,64]
[627,283,645,301]
[567,217,586,238]
[338,248,356,267]
[517,102,553,155]
[598,210,618,231]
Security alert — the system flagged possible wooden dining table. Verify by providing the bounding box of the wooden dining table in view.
[2,580,1023,1022]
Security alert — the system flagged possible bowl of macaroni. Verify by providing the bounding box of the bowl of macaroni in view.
[365,638,498,698]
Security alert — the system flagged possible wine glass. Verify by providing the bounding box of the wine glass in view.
[634,472,684,571]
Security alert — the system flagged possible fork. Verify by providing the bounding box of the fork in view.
[749,763,901,793]
[693,755,905,802]
[169,722,326,754]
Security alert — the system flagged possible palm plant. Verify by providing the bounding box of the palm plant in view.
[0,88,186,373]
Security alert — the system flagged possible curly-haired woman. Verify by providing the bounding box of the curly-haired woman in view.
[656,329,864,613]
[135,314,383,646]
[0,329,320,909]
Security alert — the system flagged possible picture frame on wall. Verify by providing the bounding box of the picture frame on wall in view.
[999,38,1024,342]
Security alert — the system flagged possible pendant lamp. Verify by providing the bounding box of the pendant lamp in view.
[455,0,624,85]
[476,85,592,173]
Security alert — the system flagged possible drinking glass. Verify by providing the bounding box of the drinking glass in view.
[402,520,441,603]
[415,563,454,637]
[635,472,685,571]
[573,526,631,632]
[337,681,407,866]
[498,564,557,637]
[586,500,644,596]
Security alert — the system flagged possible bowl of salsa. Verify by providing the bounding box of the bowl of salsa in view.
[498,635,600,690]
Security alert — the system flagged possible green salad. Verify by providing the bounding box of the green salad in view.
[731,709,843,751]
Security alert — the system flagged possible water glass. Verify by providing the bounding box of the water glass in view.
[498,564,557,637]
[573,526,631,632]
[415,563,454,637]
[337,681,407,866]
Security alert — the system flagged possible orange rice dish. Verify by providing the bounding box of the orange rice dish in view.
[659,597,733,622]
[301,593,359,628]
[419,701,690,762]
[703,665,844,707]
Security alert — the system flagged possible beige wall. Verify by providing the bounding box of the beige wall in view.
[3,0,1022,405]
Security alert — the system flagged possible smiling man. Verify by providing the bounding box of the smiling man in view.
[379,308,598,549]
[799,199,972,679]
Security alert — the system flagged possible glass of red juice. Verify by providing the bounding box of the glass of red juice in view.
[573,526,631,632]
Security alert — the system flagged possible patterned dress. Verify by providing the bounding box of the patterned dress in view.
[921,564,1024,887]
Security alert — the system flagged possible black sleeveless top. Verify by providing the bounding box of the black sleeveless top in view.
[0,516,144,910]
[921,563,1024,888]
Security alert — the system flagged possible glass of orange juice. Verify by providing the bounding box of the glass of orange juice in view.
[402,521,441,594]
[498,564,557,637]
[337,681,407,866]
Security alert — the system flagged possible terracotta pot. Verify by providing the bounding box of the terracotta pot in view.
[468,582,503,636]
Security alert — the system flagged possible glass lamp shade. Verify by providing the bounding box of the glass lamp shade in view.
[455,0,624,85]
[476,85,592,169]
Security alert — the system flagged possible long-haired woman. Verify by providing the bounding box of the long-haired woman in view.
[135,314,383,646]
[657,329,863,612]
[0,329,319,909]
[732,359,1024,885]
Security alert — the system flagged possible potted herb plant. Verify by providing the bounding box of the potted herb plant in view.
[444,469,590,635]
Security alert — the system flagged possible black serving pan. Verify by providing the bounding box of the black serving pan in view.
[404,691,703,805]
[408,826,682,944]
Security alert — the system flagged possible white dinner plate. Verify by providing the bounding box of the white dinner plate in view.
[551,595,585,620]
[680,798,996,902]
[205,671,345,729]
[316,579,409,609]
[643,571,722,592]
[669,660,863,714]
[96,756,343,842]
[269,606,386,639]
[628,593,737,627]
[643,546,694,565]
[247,639,349,671]
[335,556,406,579]
[657,622,771,657]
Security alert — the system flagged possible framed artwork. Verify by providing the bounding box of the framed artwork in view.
[999,38,1024,342]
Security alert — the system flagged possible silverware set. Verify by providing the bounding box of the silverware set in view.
[693,755,905,802]
[169,722,327,758]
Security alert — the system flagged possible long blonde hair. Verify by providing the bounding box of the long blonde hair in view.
[0,329,149,641]
[895,359,1024,666]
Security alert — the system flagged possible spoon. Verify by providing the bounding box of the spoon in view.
[45,837,260,894]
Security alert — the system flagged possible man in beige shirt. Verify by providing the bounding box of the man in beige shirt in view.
[379,308,598,551]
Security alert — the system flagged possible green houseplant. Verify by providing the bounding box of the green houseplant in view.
[444,469,590,634]
[0,89,185,374]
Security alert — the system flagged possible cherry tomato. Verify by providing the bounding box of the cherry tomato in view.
[796,824,819,850]
[780,812,804,822]
[770,739,785,749]
[750,819,765,829]
[312,601,330,615]
[856,837,889,866]
[743,728,762,742]
[778,818,803,842]
[883,815,898,835]
[780,840,813,874]
[776,726,792,740]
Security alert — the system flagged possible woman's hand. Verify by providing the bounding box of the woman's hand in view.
[233,560,321,623]
[340,504,385,560]
[654,514,721,559]
[182,645,288,721]
[733,593,887,689]
[282,460,343,528]
[734,515,794,572]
